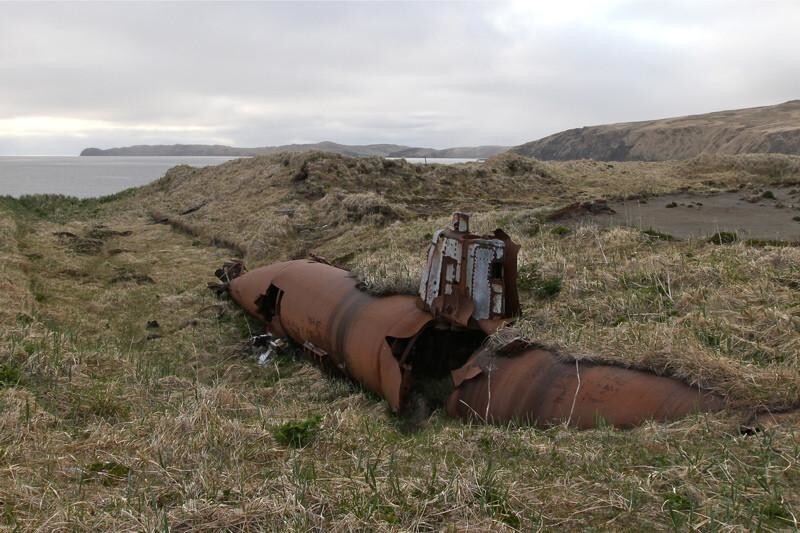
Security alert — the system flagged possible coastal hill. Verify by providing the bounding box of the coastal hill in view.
[80,141,508,158]
[512,100,800,161]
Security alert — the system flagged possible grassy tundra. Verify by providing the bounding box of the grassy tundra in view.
[1,152,799,530]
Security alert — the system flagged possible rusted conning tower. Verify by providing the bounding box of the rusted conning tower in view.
[418,213,519,334]
[217,213,723,428]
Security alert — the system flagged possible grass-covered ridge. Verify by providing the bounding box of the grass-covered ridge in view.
[1,152,799,529]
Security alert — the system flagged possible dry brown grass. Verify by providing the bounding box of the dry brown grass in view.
[0,206,32,325]
[348,237,424,296]
[125,151,800,265]
[2,152,800,530]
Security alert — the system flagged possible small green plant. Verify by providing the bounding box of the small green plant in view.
[695,328,724,351]
[0,363,22,388]
[82,461,131,486]
[550,225,571,236]
[761,190,776,199]
[15,313,33,326]
[708,231,738,245]
[663,488,694,528]
[273,415,322,448]
[535,276,562,299]
[68,383,130,423]
[473,459,521,528]
[517,263,562,299]
[641,228,677,241]
[760,496,791,523]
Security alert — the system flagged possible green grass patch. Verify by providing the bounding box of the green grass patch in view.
[641,228,677,241]
[744,238,799,247]
[0,362,23,388]
[517,263,562,299]
[68,383,131,423]
[708,231,738,245]
[82,461,131,486]
[272,415,323,448]
[473,459,521,529]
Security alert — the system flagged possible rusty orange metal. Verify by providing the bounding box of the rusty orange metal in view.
[227,259,432,411]
[447,343,724,428]
[216,212,725,429]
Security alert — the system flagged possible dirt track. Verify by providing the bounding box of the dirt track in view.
[572,186,800,240]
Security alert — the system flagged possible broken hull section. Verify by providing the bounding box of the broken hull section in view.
[228,260,432,411]
[447,346,724,428]
[223,259,724,429]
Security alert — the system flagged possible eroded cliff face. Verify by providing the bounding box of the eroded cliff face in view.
[513,100,800,161]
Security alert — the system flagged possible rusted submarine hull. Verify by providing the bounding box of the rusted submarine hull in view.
[223,260,723,429]
[447,346,724,428]
[218,212,723,429]
[228,259,432,411]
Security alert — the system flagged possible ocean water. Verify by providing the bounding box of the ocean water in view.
[0,156,239,198]
[388,157,480,165]
[0,156,479,199]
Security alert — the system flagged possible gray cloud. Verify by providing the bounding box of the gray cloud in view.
[0,1,798,154]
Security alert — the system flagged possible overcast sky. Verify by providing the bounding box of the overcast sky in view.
[1,1,798,155]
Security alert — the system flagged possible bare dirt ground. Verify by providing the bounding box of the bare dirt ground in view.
[563,185,800,241]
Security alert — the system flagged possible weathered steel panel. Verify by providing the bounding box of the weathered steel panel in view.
[418,213,520,332]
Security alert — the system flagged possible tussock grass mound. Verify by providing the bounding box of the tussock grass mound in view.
[683,153,800,183]
[123,151,800,264]
[315,189,407,227]
[349,241,423,296]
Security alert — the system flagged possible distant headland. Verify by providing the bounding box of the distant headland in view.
[80,142,509,159]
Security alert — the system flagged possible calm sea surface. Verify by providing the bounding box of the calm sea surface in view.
[0,156,239,198]
[0,156,478,199]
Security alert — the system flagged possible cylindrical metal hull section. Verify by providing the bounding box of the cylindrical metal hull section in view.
[228,260,432,411]
[447,348,724,428]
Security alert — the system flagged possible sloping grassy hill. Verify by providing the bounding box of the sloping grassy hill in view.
[513,100,800,161]
[1,152,799,529]
[133,151,800,261]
